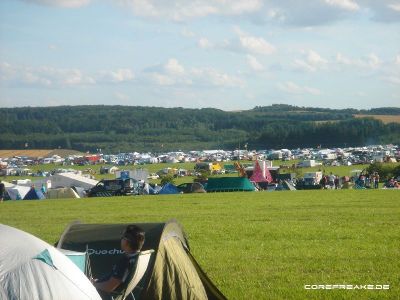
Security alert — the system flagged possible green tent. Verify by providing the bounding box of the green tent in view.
[57,220,226,300]
[206,177,255,192]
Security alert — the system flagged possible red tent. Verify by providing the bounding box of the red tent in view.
[250,160,272,183]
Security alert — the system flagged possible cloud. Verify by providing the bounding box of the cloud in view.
[144,58,244,88]
[198,37,213,49]
[396,54,400,65]
[0,62,137,87]
[164,58,185,75]
[335,52,382,69]
[246,55,264,71]
[22,0,90,8]
[181,28,195,38]
[325,0,360,11]
[226,27,275,55]
[278,81,321,95]
[98,69,135,83]
[293,50,328,72]
[388,3,400,12]
[114,0,262,21]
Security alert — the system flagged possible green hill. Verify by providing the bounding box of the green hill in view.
[0,105,399,153]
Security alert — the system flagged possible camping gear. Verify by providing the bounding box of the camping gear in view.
[158,183,181,194]
[57,220,226,300]
[47,187,80,199]
[206,177,255,192]
[112,250,154,300]
[59,249,89,274]
[23,188,45,200]
[0,224,101,300]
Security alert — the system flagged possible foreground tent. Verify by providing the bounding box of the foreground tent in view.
[0,224,101,300]
[206,177,255,192]
[57,220,226,300]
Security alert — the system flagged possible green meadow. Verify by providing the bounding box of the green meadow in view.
[1,190,399,299]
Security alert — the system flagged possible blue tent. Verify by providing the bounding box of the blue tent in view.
[24,188,46,200]
[158,183,181,194]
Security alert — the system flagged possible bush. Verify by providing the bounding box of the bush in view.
[160,174,175,186]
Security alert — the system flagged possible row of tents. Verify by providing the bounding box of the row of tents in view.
[1,220,226,300]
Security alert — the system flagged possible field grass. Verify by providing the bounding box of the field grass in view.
[354,114,400,124]
[1,190,399,299]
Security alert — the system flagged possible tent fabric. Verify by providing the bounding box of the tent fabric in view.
[250,160,268,183]
[5,185,31,200]
[158,183,181,194]
[57,220,226,300]
[0,224,101,300]
[23,188,45,200]
[206,177,255,192]
[47,187,80,199]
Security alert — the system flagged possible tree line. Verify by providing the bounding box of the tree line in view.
[0,105,399,153]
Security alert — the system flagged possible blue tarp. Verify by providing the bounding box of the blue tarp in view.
[158,183,181,194]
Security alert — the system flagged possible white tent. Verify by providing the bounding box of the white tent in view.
[5,185,31,200]
[42,173,98,190]
[0,224,101,300]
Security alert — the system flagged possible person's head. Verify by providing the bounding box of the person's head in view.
[121,225,145,253]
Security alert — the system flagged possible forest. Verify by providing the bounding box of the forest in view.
[0,105,399,153]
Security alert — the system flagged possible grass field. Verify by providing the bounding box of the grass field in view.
[354,114,400,124]
[1,190,399,299]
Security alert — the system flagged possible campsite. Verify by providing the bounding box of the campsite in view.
[1,190,399,299]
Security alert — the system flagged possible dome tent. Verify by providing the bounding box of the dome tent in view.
[0,224,101,300]
[57,220,226,300]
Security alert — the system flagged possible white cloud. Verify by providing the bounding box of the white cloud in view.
[191,67,245,87]
[246,55,264,71]
[335,52,382,70]
[396,55,400,65]
[325,0,359,11]
[388,3,400,12]
[0,62,139,87]
[233,28,276,55]
[144,58,244,88]
[98,69,134,83]
[293,50,328,72]
[181,28,195,38]
[366,53,381,69]
[115,0,262,21]
[22,0,90,8]
[278,81,321,95]
[164,58,185,75]
[198,37,213,49]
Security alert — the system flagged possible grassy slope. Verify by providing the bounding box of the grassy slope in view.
[1,190,399,299]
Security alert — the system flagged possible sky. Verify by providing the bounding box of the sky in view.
[0,0,399,110]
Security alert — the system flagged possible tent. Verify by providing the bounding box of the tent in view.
[206,177,255,192]
[158,183,181,194]
[48,173,98,190]
[47,187,80,199]
[5,185,31,200]
[250,160,268,183]
[57,220,226,300]
[23,188,45,200]
[0,224,101,300]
